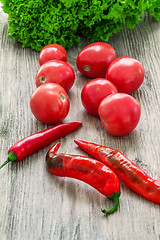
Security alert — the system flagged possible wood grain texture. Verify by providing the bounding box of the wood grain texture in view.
[0,4,160,240]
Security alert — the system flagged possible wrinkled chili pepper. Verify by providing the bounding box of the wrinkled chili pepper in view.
[0,122,82,169]
[75,140,160,204]
[46,142,120,214]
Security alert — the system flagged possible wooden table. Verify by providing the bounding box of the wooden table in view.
[0,4,160,240]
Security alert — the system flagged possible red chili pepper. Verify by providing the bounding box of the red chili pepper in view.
[74,140,160,204]
[46,142,120,214]
[0,122,82,169]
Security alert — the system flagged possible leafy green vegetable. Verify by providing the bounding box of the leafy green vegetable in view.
[1,0,160,51]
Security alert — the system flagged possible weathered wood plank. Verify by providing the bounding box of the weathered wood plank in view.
[0,4,160,240]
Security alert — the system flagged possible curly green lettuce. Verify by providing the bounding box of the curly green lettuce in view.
[1,0,160,51]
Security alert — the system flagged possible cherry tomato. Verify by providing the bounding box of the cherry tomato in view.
[36,60,75,92]
[106,56,145,94]
[76,42,116,78]
[98,93,141,136]
[39,44,67,66]
[30,83,70,124]
[81,78,118,116]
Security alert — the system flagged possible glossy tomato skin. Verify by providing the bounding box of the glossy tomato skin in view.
[76,42,116,78]
[30,83,70,124]
[81,78,118,116]
[106,56,145,94]
[36,60,75,92]
[98,93,141,136]
[39,44,67,66]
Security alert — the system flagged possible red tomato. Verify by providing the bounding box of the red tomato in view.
[106,56,145,94]
[98,93,141,136]
[76,42,116,78]
[39,44,67,66]
[30,83,70,124]
[81,78,118,116]
[36,60,75,92]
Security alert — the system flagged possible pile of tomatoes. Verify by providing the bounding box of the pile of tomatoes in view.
[30,42,145,137]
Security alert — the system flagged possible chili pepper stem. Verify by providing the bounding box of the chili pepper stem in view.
[0,151,17,169]
[101,192,120,215]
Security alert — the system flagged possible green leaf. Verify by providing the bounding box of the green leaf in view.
[0,0,160,51]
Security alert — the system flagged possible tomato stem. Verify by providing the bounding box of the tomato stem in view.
[40,75,46,83]
[83,65,90,72]
[103,119,107,125]
[59,94,66,102]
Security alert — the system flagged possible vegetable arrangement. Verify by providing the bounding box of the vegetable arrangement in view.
[1,41,160,215]
[77,42,143,136]
[1,0,160,51]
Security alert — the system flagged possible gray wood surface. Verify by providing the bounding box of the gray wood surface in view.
[0,4,160,240]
